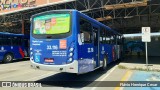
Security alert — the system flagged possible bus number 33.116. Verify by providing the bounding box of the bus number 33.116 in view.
[30,10,123,74]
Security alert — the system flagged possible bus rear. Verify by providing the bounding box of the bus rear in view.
[30,10,78,73]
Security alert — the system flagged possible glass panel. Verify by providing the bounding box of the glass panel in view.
[33,14,70,34]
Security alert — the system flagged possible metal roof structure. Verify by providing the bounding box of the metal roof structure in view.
[0,0,160,34]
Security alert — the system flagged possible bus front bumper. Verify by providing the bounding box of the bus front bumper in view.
[30,60,78,73]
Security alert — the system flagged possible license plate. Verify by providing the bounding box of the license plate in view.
[45,58,54,63]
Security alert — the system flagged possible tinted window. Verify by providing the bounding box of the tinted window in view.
[0,35,11,45]
[33,14,71,35]
[80,18,92,43]
[12,37,23,46]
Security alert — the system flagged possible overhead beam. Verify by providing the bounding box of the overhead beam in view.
[104,1,147,10]
[96,16,112,21]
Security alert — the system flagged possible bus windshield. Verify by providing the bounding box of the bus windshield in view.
[33,14,70,35]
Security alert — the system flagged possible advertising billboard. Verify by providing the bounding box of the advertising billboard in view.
[0,0,75,15]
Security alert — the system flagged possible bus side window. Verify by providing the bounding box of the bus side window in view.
[114,35,117,45]
[2,36,11,46]
[92,27,98,46]
[24,39,29,47]
[0,35,5,45]
[105,30,110,44]
[18,38,23,46]
[110,32,115,44]
[80,18,92,43]
[7,38,11,45]
[100,28,106,44]
[12,37,19,46]
[112,36,115,44]
[0,36,2,45]
[1,35,4,45]
[117,36,122,45]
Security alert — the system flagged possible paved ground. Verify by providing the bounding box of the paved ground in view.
[120,56,160,71]
[123,56,160,64]
[0,60,58,81]
[0,59,127,90]
[0,57,160,90]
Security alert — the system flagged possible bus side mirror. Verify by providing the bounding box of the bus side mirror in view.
[80,33,84,43]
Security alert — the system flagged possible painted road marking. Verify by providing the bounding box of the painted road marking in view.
[91,65,118,90]
[123,71,160,90]
[114,70,133,90]
[100,65,118,81]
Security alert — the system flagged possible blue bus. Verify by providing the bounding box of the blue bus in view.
[30,10,123,74]
[0,32,29,63]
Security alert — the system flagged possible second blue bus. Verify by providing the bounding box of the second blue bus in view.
[0,32,29,63]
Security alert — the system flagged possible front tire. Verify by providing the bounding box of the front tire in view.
[101,56,108,71]
[3,53,13,63]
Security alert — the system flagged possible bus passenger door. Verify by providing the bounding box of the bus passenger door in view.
[93,26,100,67]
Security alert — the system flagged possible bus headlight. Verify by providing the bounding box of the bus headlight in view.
[67,58,73,63]
[69,48,74,52]
[67,42,75,64]
[69,58,73,62]
[69,53,73,57]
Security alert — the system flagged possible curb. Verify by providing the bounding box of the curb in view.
[118,63,160,72]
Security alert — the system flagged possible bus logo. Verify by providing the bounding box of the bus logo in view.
[60,40,67,49]
[35,55,40,63]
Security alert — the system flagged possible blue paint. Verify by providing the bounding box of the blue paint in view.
[30,10,123,74]
[124,71,160,90]
[0,33,29,61]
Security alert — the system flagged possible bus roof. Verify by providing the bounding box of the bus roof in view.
[0,32,24,37]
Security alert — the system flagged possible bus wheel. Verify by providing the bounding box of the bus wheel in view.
[3,53,13,63]
[101,56,108,71]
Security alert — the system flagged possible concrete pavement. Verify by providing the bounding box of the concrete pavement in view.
[119,56,160,72]
[0,60,128,90]
[0,58,160,90]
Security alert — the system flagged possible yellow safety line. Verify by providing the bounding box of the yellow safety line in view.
[114,70,132,90]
